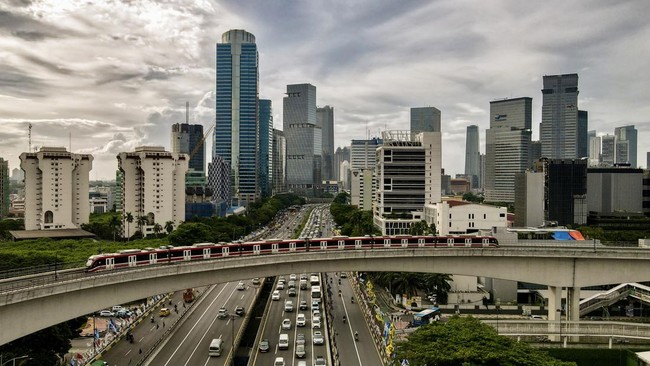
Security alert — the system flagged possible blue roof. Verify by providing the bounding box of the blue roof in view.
[552,231,574,240]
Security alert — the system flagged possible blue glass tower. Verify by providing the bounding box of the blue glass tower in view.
[258,99,273,197]
[214,30,259,207]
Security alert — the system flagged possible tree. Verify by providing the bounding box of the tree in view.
[164,221,174,234]
[108,214,120,242]
[167,222,213,246]
[152,223,162,238]
[136,215,148,236]
[393,316,575,366]
[409,220,433,235]
[125,212,134,241]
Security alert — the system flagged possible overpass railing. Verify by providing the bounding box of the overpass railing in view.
[483,319,650,341]
[580,283,650,317]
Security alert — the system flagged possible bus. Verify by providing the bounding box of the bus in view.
[412,307,441,326]
[311,285,322,303]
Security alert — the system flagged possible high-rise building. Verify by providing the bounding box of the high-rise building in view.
[588,130,600,166]
[577,110,588,158]
[350,138,382,209]
[283,83,322,194]
[272,128,286,195]
[615,125,638,167]
[333,146,350,182]
[529,141,542,167]
[647,152,650,169]
[20,147,93,230]
[0,158,9,218]
[117,146,188,238]
[171,123,204,173]
[540,73,580,159]
[601,135,616,166]
[410,107,441,133]
[464,125,480,189]
[374,131,441,235]
[10,167,23,183]
[259,99,273,197]
[317,106,335,181]
[114,170,123,212]
[214,29,259,207]
[545,159,588,226]
[514,171,545,227]
[485,97,532,203]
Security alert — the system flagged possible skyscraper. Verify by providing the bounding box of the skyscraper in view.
[464,125,480,189]
[410,107,441,133]
[0,158,9,218]
[284,84,321,194]
[214,29,259,207]
[272,128,286,195]
[588,130,601,166]
[577,110,589,158]
[171,123,204,173]
[485,97,532,203]
[540,73,580,159]
[317,106,335,181]
[333,146,350,182]
[350,138,382,209]
[615,125,638,167]
[259,99,273,197]
[601,135,616,166]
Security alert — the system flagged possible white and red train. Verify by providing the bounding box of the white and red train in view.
[85,235,499,272]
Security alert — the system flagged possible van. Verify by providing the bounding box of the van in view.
[278,333,289,350]
[209,338,222,357]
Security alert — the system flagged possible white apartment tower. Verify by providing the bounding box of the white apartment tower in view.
[118,146,188,238]
[20,147,93,230]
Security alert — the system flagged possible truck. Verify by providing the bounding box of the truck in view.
[183,288,195,303]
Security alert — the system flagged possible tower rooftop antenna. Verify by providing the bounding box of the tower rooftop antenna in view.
[28,123,32,152]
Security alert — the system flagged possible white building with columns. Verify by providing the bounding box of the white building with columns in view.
[117,146,188,238]
[20,147,93,230]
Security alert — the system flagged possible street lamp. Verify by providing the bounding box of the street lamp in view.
[557,308,563,345]
[1,355,29,366]
[229,314,237,366]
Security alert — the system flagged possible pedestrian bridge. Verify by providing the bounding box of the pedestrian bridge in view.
[2,245,650,345]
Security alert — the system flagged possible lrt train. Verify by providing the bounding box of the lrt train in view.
[85,235,499,272]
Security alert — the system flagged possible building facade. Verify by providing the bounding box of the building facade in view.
[410,107,441,133]
[514,171,545,227]
[272,128,286,195]
[601,135,616,166]
[577,110,589,159]
[283,83,322,194]
[20,147,93,230]
[333,146,350,182]
[464,125,480,189]
[214,29,259,207]
[373,131,441,235]
[615,125,638,167]
[117,146,188,238]
[350,138,382,209]
[540,73,581,159]
[485,97,532,203]
[588,130,601,166]
[171,123,204,173]
[430,201,508,236]
[0,158,9,218]
[259,99,273,197]
[545,159,588,226]
[587,167,643,214]
[317,106,335,181]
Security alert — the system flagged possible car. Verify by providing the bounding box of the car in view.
[252,277,261,285]
[276,282,285,290]
[296,313,306,327]
[111,305,124,312]
[300,273,308,281]
[235,306,245,316]
[312,317,321,329]
[295,344,306,358]
[279,275,286,283]
[340,272,347,278]
[116,309,132,318]
[98,310,114,317]
[272,290,281,301]
[236,281,246,290]
[299,300,309,310]
[296,333,305,345]
[312,300,320,310]
[300,280,308,290]
[313,331,324,345]
[217,307,228,319]
[288,280,296,289]
[290,274,297,281]
[284,300,294,312]
[312,309,321,320]
[258,339,270,353]
[288,288,297,297]
[274,357,286,366]
[297,361,307,366]
[315,356,326,366]
[282,318,292,330]
[159,308,171,317]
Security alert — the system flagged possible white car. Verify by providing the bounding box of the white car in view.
[272,290,281,301]
[236,281,245,290]
[98,310,114,317]
[313,331,324,345]
[312,317,321,329]
[289,273,297,281]
[274,357,286,366]
[282,318,292,330]
[284,300,294,312]
[296,313,306,327]
[312,309,321,320]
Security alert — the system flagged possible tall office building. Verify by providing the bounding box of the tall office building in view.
[10,167,23,183]
[374,131,441,235]
[601,135,616,166]
[529,141,542,167]
[317,106,335,181]
[540,73,580,159]
[350,138,382,209]
[214,29,259,207]
[117,146,188,238]
[259,99,273,197]
[333,146,350,182]
[577,110,588,158]
[615,125,638,167]
[272,128,286,195]
[464,125,480,189]
[284,83,322,193]
[410,107,441,133]
[545,159,587,226]
[0,158,9,218]
[20,147,93,230]
[588,131,601,167]
[485,97,532,203]
[171,123,204,173]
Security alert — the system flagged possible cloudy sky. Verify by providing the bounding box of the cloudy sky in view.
[1,0,649,180]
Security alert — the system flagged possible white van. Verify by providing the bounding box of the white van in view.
[278,333,289,350]
[209,338,222,357]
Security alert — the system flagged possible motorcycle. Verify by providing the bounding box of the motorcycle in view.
[354,332,359,341]
[343,316,346,324]
[351,297,354,304]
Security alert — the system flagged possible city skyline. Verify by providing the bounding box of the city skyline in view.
[0,1,649,179]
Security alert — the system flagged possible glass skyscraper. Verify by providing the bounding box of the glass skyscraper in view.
[464,125,480,189]
[615,125,638,167]
[410,107,441,133]
[171,123,204,173]
[214,29,259,207]
[317,106,335,181]
[258,99,273,197]
[540,73,580,159]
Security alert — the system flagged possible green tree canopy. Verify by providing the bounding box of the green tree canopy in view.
[167,222,213,246]
[394,316,575,366]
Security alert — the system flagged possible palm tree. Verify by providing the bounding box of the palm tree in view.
[153,223,162,238]
[109,214,120,242]
[164,221,174,235]
[137,215,148,236]
[125,212,134,241]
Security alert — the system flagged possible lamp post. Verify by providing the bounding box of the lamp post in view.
[557,308,563,345]
[495,299,501,334]
[1,355,29,366]
[229,314,237,366]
